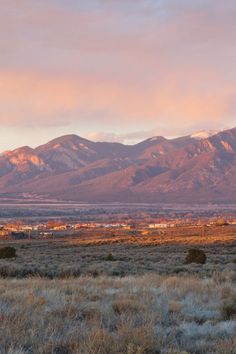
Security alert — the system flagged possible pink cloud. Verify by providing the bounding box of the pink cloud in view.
[0,0,235,149]
[0,69,234,131]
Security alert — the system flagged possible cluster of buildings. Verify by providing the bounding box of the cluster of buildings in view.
[0,221,134,240]
[0,217,235,240]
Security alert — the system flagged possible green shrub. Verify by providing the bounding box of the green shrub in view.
[185,248,206,264]
[0,246,17,259]
[105,252,115,261]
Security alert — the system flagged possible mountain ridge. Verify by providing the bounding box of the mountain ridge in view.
[1,127,236,203]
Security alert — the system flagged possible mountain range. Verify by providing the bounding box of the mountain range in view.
[1,127,236,203]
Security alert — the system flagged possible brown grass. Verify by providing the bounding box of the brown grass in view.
[0,273,236,353]
[0,228,235,352]
[0,231,235,278]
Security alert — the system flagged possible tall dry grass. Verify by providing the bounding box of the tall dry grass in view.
[0,273,236,354]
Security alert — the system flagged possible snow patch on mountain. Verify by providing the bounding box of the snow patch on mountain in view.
[149,137,160,142]
[191,130,219,140]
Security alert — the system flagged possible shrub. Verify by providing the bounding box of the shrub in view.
[0,246,16,259]
[112,269,125,277]
[221,295,236,320]
[185,248,206,264]
[112,298,142,315]
[0,265,17,277]
[59,267,81,278]
[169,301,182,314]
[105,252,115,261]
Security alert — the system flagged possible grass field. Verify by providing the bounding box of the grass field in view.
[0,225,236,278]
[0,274,236,354]
[0,227,236,353]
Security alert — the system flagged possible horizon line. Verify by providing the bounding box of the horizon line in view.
[1,126,235,154]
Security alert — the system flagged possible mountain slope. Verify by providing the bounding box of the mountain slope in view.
[1,127,236,203]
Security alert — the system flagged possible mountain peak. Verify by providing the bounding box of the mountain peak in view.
[44,134,88,146]
[148,136,165,142]
[190,130,219,140]
[1,127,236,203]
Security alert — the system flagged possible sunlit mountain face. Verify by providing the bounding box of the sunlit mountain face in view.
[0,127,236,203]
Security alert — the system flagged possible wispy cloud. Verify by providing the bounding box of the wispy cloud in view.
[86,130,157,144]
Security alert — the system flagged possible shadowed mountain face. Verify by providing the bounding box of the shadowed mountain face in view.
[1,128,236,203]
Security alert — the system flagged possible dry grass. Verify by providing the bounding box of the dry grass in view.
[0,234,235,278]
[0,229,235,353]
[0,273,236,353]
[65,225,236,246]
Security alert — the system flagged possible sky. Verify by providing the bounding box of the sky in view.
[0,0,236,151]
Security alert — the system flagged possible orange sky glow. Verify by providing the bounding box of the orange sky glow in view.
[0,0,236,150]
